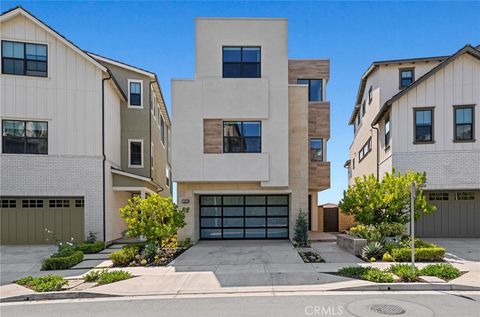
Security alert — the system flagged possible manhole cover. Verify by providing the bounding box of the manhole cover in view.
[370,304,406,315]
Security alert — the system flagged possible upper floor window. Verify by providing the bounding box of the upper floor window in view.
[357,112,361,126]
[368,86,373,104]
[310,138,324,162]
[361,100,366,117]
[128,80,142,108]
[128,139,143,167]
[166,167,171,188]
[223,46,260,78]
[223,121,261,153]
[414,108,433,143]
[297,79,323,102]
[1,40,47,77]
[385,116,391,148]
[2,120,48,154]
[454,106,474,141]
[399,68,414,89]
[358,137,372,162]
[160,115,165,145]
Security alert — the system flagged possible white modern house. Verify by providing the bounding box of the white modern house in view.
[346,44,480,237]
[172,18,332,241]
[0,7,171,244]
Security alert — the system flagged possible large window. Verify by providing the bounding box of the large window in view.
[2,120,48,154]
[128,139,143,167]
[399,68,414,88]
[415,109,433,142]
[200,195,289,239]
[223,46,260,78]
[297,79,323,102]
[223,121,261,153]
[1,40,47,77]
[310,138,324,162]
[385,116,391,148]
[454,106,474,141]
[128,80,142,107]
[358,137,371,162]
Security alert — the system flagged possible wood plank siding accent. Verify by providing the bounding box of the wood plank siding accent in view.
[203,119,223,154]
[309,162,331,191]
[308,102,330,138]
[288,60,330,84]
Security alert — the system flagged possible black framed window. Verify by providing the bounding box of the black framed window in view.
[357,112,361,126]
[400,68,414,88]
[129,140,143,166]
[129,82,142,106]
[310,138,323,162]
[368,86,373,104]
[223,121,261,153]
[2,120,48,154]
[297,79,323,102]
[454,106,474,141]
[385,116,391,148]
[223,46,260,78]
[358,137,372,162]
[428,192,449,201]
[415,109,433,142]
[200,195,289,239]
[2,40,47,77]
[361,100,366,117]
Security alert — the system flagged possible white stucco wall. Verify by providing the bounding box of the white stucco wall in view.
[172,18,289,187]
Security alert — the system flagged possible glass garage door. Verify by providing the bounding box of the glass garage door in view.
[199,195,289,239]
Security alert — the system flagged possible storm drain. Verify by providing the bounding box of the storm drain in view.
[370,304,406,315]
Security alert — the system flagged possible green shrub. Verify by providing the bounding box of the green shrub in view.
[400,237,435,249]
[382,252,394,262]
[74,242,105,254]
[109,246,140,266]
[361,241,385,260]
[144,242,159,260]
[391,247,445,262]
[361,268,395,283]
[348,224,382,242]
[384,241,401,253]
[42,250,84,270]
[96,270,132,285]
[388,264,419,282]
[338,266,370,278]
[83,270,101,282]
[293,209,309,247]
[421,264,461,281]
[376,222,405,237]
[17,275,67,292]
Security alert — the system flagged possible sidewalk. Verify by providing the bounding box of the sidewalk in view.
[2,260,479,301]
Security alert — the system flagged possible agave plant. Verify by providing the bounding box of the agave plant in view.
[361,241,385,261]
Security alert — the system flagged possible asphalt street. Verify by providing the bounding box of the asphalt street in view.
[1,292,479,317]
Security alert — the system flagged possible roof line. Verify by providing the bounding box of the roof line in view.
[87,52,155,77]
[1,6,107,73]
[372,44,480,125]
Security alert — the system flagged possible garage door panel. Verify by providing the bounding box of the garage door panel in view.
[1,197,84,245]
[417,191,479,238]
[200,194,289,240]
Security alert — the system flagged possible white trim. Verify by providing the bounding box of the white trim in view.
[88,53,155,78]
[112,186,155,194]
[127,79,144,109]
[111,168,151,182]
[128,139,144,168]
[0,8,107,72]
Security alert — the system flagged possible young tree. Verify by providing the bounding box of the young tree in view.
[120,195,189,248]
[339,169,436,226]
[293,209,309,247]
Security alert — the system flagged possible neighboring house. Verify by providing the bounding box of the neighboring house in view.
[346,44,480,238]
[0,7,171,245]
[172,18,330,241]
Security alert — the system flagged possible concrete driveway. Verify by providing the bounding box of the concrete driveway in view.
[423,238,480,261]
[0,245,57,285]
[167,240,352,288]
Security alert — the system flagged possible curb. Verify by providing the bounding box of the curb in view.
[335,283,480,292]
[0,291,119,303]
[2,283,479,302]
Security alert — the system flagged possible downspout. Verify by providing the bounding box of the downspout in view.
[371,124,380,180]
[101,71,112,242]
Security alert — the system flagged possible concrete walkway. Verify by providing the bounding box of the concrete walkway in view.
[309,241,362,263]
